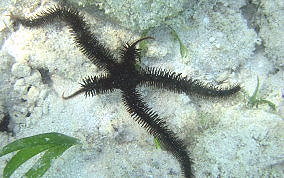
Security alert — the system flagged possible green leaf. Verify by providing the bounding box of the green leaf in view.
[0,132,79,157]
[248,76,259,107]
[0,132,80,178]
[154,137,161,149]
[25,145,70,178]
[3,145,51,178]
[258,99,276,111]
[169,26,188,58]
[247,76,276,111]
[179,42,188,59]
[153,137,166,151]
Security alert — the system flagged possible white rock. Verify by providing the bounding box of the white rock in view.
[27,86,40,102]
[14,78,28,95]
[26,70,42,86]
[11,62,31,78]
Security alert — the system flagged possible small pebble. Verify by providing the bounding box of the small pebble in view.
[209,37,215,43]
[215,43,221,49]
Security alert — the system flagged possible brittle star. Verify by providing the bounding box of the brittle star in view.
[10,5,241,178]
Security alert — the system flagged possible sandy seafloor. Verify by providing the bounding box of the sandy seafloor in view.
[0,0,283,177]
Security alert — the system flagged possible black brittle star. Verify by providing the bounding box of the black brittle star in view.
[10,5,241,178]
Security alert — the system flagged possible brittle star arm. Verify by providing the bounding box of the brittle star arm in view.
[121,88,193,178]
[139,67,241,97]
[10,6,116,71]
[120,36,154,65]
[62,75,116,99]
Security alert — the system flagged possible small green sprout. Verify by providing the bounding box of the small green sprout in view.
[0,132,80,178]
[247,76,276,111]
[154,137,162,149]
[153,137,166,150]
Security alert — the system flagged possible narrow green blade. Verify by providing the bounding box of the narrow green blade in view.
[24,145,71,178]
[3,144,51,178]
[248,76,260,107]
[169,26,188,58]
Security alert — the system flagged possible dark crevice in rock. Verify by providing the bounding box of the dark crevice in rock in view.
[240,0,261,33]
[37,67,53,86]
[0,112,11,132]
